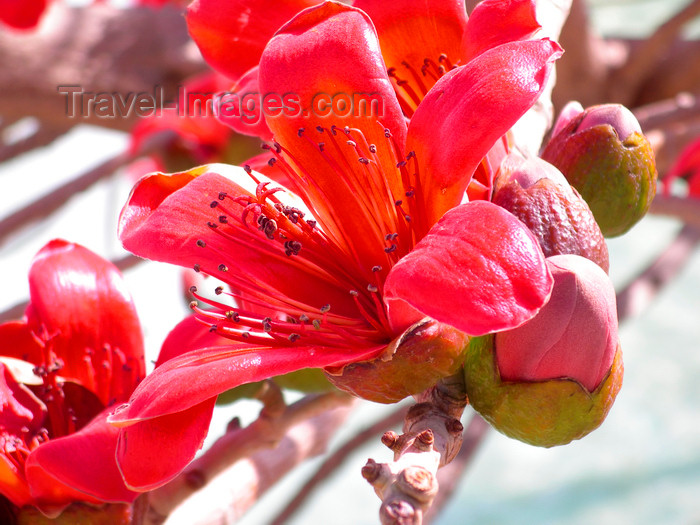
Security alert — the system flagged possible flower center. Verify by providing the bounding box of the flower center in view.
[388,54,458,117]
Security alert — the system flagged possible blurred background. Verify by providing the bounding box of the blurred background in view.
[1,0,699,523]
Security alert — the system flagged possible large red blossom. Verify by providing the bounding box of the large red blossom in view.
[0,240,145,515]
[112,1,561,490]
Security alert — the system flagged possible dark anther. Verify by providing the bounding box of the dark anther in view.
[273,142,282,154]
[243,165,252,175]
[268,158,277,167]
[261,143,271,150]
[288,333,300,343]
[320,304,331,313]
[207,222,218,229]
[384,233,398,241]
[189,300,198,310]
[316,126,324,133]
[263,219,277,240]
[372,265,382,272]
[396,160,407,168]
[306,219,317,229]
[358,157,369,164]
[196,239,206,248]
[242,332,250,338]
[384,128,392,138]
[405,215,412,222]
[193,264,201,273]
[214,286,224,295]
[210,201,218,208]
[407,151,416,159]
[225,311,240,322]
[219,215,228,224]
[218,191,228,200]
[297,127,305,137]
[312,319,322,329]
[369,144,377,153]
[318,142,325,152]
[189,285,197,293]
[218,264,228,272]
[262,317,272,332]
[384,244,397,253]
[284,240,302,256]
[349,290,359,297]
[395,200,403,206]
[299,314,309,322]
[367,284,378,293]
[405,189,415,197]
[209,325,218,333]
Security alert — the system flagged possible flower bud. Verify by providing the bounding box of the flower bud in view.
[542,103,657,236]
[325,319,470,404]
[493,156,609,272]
[463,254,623,447]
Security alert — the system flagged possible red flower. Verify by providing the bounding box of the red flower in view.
[111,2,561,490]
[0,240,145,516]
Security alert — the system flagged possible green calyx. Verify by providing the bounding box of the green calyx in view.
[463,334,623,447]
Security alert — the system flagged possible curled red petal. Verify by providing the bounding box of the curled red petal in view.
[384,201,553,336]
[25,409,139,512]
[407,38,562,226]
[116,399,216,491]
[462,0,540,61]
[258,2,409,271]
[186,0,316,81]
[26,240,145,406]
[109,343,383,425]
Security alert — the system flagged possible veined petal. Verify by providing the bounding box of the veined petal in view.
[118,165,360,318]
[116,399,216,491]
[109,343,383,425]
[186,0,316,81]
[354,0,468,115]
[407,38,562,227]
[25,409,138,510]
[462,0,540,61]
[384,201,552,336]
[258,2,410,273]
[25,240,145,406]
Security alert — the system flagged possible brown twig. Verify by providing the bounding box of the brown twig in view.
[270,404,408,525]
[607,0,700,105]
[362,373,468,525]
[616,223,700,322]
[144,389,355,525]
[0,129,175,247]
[423,414,490,524]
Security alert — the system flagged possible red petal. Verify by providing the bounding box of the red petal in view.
[115,399,216,491]
[353,0,468,115]
[25,409,138,510]
[384,201,552,336]
[407,38,562,227]
[0,0,48,30]
[118,167,358,317]
[0,320,43,366]
[0,454,32,508]
[462,0,540,61]
[186,0,316,81]
[155,315,232,366]
[110,343,383,425]
[216,66,273,141]
[258,2,409,271]
[25,240,145,406]
[0,362,45,437]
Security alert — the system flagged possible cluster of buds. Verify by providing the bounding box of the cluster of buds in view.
[461,103,656,446]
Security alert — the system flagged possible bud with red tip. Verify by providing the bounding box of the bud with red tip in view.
[541,102,657,237]
[463,254,623,447]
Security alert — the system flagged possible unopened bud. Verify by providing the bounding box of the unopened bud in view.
[542,103,657,236]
